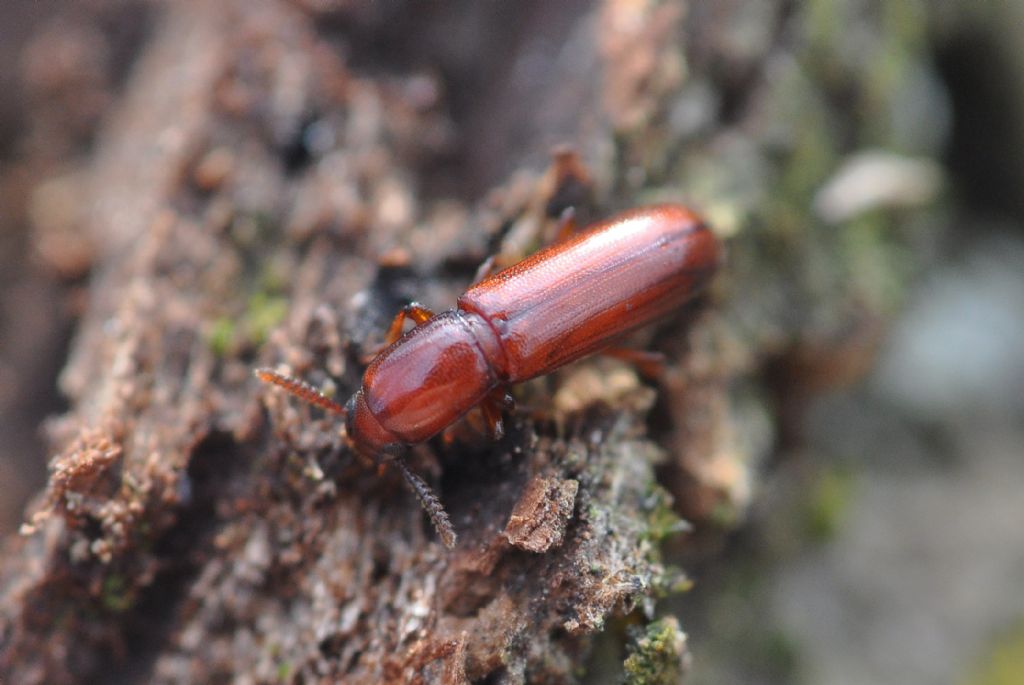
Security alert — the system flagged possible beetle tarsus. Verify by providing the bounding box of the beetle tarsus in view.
[394,458,457,549]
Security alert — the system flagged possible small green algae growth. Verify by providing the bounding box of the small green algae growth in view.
[623,616,687,685]
[207,316,236,357]
[804,467,855,542]
[642,483,688,543]
[961,623,1024,685]
[756,628,802,680]
[639,483,694,597]
[709,499,742,529]
[843,209,913,314]
[101,575,134,613]
[245,291,288,346]
[205,290,288,356]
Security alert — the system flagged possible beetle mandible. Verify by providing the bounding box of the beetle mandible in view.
[257,204,721,547]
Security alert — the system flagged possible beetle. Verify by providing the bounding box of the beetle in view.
[256,203,721,547]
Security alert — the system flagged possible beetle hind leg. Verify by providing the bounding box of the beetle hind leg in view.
[601,347,667,380]
[553,206,580,242]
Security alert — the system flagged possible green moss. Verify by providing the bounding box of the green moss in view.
[245,291,288,346]
[665,567,694,595]
[961,623,1024,685]
[623,617,687,685]
[258,254,291,296]
[637,483,695,597]
[865,0,930,147]
[207,316,236,356]
[101,575,134,613]
[843,209,915,313]
[709,499,741,529]
[205,249,290,355]
[757,628,801,678]
[804,0,844,55]
[804,467,855,542]
[777,99,838,207]
[642,483,687,543]
[276,661,293,681]
[205,291,287,355]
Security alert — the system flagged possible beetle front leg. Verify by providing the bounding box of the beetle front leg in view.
[382,302,436,346]
[362,302,437,363]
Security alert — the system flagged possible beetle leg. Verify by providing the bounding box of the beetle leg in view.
[479,399,502,441]
[553,206,579,242]
[601,347,667,380]
[362,302,437,363]
[543,146,592,234]
[471,255,499,286]
[479,386,514,441]
[473,206,580,289]
[382,302,436,346]
[483,389,507,438]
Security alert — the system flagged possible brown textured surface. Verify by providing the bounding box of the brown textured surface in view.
[0,2,705,682]
[0,0,948,682]
[503,475,579,553]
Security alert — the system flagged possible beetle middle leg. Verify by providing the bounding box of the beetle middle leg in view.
[479,387,515,440]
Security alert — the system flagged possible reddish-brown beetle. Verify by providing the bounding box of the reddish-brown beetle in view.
[257,204,720,547]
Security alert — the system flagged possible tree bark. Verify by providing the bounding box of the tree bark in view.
[0,1,944,683]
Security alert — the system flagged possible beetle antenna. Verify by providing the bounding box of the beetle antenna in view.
[394,458,457,549]
[254,368,347,415]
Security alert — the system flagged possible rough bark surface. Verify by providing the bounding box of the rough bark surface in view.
[0,1,943,683]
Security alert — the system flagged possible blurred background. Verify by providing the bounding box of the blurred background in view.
[1,1,1022,683]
